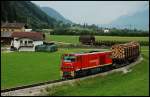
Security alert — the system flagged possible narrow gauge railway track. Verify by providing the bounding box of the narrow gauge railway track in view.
[1,56,142,94]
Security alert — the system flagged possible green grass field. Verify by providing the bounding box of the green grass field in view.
[1,47,149,95]
[46,35,149,44]
[1,48,108,89]
[45,46,149,96]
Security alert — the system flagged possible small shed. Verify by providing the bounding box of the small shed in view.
[35,44,57,52]
[79,35,95,45]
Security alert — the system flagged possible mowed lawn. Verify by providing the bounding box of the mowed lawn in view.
[1,48,108,89]
[46,46,149,96]
[46,35,149,44]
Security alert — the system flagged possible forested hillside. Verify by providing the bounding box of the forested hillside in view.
[1,1,58,29]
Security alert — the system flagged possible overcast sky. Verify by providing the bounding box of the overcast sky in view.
[32,1,149,25]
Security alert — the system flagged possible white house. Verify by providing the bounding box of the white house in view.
[11,32,44,51]
[103,29,110,33]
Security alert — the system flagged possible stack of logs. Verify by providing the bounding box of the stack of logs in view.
[111,41,140,60]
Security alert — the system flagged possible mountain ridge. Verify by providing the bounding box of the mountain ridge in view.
[109,7,149,31]
[41,7,72,24]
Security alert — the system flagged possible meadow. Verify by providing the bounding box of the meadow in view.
[1,34,149,95]
[1,48,108,89]
[45,46,149,96]
[46,35,149,44]
[1,47,149,91]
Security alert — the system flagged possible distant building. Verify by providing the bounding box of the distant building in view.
[1,22,28,45]
[1,32,13,45]
[11,32,44,51]
[1,22,27,32]
[103,29,110,33]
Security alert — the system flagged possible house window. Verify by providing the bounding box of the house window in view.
[28,41,33,44]
[20,40,23,44]
[25,41,27,45]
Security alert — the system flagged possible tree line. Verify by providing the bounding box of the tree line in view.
[50,27,149,37]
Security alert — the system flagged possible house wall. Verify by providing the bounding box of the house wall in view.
[11,37,43,51]
[13,38,20,49]
[33,41,43,46]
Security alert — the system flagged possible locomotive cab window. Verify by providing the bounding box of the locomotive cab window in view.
[63,56,76,62]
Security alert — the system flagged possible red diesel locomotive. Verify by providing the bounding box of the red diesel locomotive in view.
[60,51,113,79]
[60,41,140,79]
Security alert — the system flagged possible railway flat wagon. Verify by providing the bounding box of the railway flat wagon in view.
[111,41,140,67]
[61,51,112,79]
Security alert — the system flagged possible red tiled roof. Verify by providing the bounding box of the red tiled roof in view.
[11,32,43,41]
